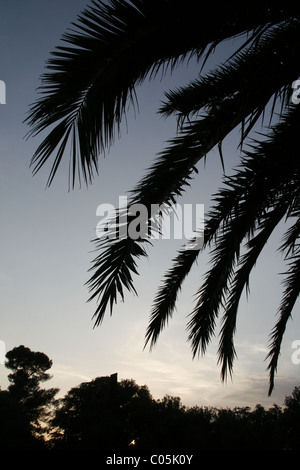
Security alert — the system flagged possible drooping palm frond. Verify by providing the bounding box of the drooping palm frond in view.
[144,246,200,350]
[26,0,300,187]
[189,106,300,389]
[88,236,151,326]
[217,203,289,382]
[266,200,300,395]
[143,176,248,350]
[267,254,300,395]
[144,104,300,394]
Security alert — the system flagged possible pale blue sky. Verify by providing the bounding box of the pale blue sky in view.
[0,0,299,409]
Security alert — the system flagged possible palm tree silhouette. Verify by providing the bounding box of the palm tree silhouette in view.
[26,0,300,394]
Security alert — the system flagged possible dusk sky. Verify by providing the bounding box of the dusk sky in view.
[1,0,299,409]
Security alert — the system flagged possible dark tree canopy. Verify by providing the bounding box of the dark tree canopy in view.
[52,374,157,449]
[0,390,45,450]
[2,348,300,450]
[5,345,58,424]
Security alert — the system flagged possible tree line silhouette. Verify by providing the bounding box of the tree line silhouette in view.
[1,345,299,450]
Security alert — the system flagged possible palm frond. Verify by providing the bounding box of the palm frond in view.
[87,235,151,326]
[218,203,289,381]
[267,253,300,395]
[160,19,300,146]
[279,217,300,258]
[186,162,272,358]
[26,0,300,187]
[143,169,252,349]
[187,105,300,388]
[144,247,200,350]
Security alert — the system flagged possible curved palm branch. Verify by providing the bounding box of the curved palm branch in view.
[143,178,249,350]
[26,0,300,187]
[149,106,300,392]
[267,254,300,395]
[160,20,300,138]
[217,202,290,383]
[144,246,200,350]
